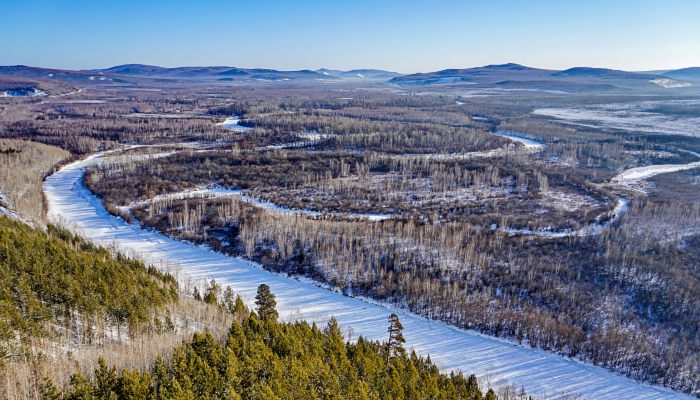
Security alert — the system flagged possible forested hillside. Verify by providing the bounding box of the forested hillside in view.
[0,216,232,399]
[43,284,506,400]
[0,216,178,356]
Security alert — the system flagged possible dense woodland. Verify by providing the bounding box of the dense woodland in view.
[42,285,510,400]
[0,216,178,356]
[88,174,700,394]
[0,216,228,400]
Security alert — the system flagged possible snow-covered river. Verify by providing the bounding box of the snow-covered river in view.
[126,186,392,222]
[217,116,252,132]
[43,153,692,400]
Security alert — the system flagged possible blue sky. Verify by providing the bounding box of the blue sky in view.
[1,0,699,73]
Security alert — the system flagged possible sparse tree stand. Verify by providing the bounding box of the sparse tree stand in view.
[255,284,279,321]
[386,313,406,362]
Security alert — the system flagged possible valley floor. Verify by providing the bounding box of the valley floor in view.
[43,153,694,400]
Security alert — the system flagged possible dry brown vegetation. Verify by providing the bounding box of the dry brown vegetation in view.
[2,298,231,400]
[0,139,70,224]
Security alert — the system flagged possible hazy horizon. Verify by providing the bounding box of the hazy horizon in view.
[2,0,699,73]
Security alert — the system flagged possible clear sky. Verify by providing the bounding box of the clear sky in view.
[1,0,699,73]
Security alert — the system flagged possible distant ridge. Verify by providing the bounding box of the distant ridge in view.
[663,67,700,81]
[87,64,328,81]
[0,63,696,89]
[552,67,657,79]
[388,63,555,85]
[388,63,694,91]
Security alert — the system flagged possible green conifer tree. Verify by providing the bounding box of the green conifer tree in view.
[386,313,406,362]
[255,284,278,322]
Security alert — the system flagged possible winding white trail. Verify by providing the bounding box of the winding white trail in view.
[613,160,700,183]
[43,154,692,400]
[503,197,628,238]
[127,186,392,222]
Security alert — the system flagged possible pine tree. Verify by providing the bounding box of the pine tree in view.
[255,284,278,322]
[222,286,236,314]
[232,294,249,321]
[386,313,405,361]
[193,287,202,301]
[485,388,497,400]
[94,357,118,398]
[203,279,221,305]
[39,378,62,400]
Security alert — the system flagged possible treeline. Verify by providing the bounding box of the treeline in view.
[43,284,509,400]
[0,216,179,358]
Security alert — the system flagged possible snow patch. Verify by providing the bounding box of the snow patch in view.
[1,88,48,97]
[650,78,691,88]
[533,101,700,138]
[613,161,700,183]
[216,116,253,132]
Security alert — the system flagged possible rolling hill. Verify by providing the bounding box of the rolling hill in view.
[389,63,694,92]
[88,64,329,81]
[663,67,700,81]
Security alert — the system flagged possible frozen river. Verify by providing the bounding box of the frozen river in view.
[42,153,692,400]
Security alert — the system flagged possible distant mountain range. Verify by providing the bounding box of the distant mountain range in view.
[0,63,696,92]
[0,64,401,85]
[388,63,695,91]
[86,64,328,81]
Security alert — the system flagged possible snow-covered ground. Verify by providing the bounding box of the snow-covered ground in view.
[43,153,692,400]
[259,132,332,150]
[506,148,700,237]
[533,100,700,137]
[493,131,545,150]
[217,116,253,132]
[127,186,392,222]
[613,160,700,183]
[1,88,48,97]
[504,198,628,238]
[0,190,31,225]
[649,78,691,89]
[397,131,544,161]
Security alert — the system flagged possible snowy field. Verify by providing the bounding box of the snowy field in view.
[493,131,545,149]
[217,116,253,132]
[533,100,700,137]
[43,154,693,400]
[613,160,700,183]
